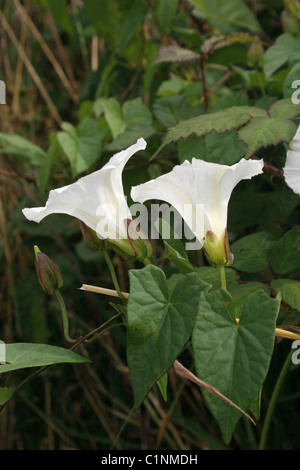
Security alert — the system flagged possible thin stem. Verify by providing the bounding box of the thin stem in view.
[84,316,125,344]
[219,265,227,290]
[54,290,76,344]
[102,248,127,302]
[199,57,209,111]
[258,349,293,450]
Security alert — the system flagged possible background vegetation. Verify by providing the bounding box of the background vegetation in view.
[0,0,299,450]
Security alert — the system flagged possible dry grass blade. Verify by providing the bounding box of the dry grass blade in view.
[13,0,78,103]
[173,360,256,425]
[0,10,62,126]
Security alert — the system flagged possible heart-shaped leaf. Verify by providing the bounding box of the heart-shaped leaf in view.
[192,289,280,443]
[127,265,211,407]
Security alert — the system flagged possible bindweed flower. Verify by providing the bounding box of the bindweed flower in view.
[283,125,300,195]
[23,139,152,262]
[34,245,63,295]
[131,157,264,267]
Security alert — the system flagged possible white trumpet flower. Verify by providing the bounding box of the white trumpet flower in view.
[131,157,264,266]
[23,138,152,261]
[283,125,300,195]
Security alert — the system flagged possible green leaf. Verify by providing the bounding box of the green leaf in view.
[156,372,168,402]
[231,232,275,273]
[196,266,239,291]
[84,0,118,42]
[154,0,179,33]
[159,106,267,152]
[93,97,126,139]
[263,33,298,78]
[283,62,300,100]
[0,343,90,374]
[201,32,263,55]
[153,95,189,127]
[127,265,211,407]
[237,117,297,158]
[0,387,15,407]
[271,279,300,311]
[0,132,46,165]
[269,98,300,119]
[105,125,156,151]
[116,2,148,52]
[192,289,280,443]
[155,218,195,274]
[122,98,153,127]
[37,137,59,194]
[45,0,73,34]
[228,282,270,318]
[57,118,102,177]
[205,130,246,164]
[270,226,300,275]
[188,0,261,33]
[157,76,189,96]
[154,45,200,64]
[177,134,206,163]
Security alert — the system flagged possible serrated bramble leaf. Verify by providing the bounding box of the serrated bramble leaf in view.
[159,106,268,152]
[201,33,262,55]
[237,117,297,158]
[153,45,201,64]
[269,98,300,119]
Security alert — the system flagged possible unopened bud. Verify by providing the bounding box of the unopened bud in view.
[79,221,104,251]
[247,42,264,68]
[108,219,152,263]
[284,0,300,18]
[281,9,300,34]
[34,245,63,295]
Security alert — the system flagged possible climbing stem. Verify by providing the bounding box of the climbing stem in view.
[258,349,293,450]
[219,265,227,290]
[54,289,76,343]
[102,247,127,302]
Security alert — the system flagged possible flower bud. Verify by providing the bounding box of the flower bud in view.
[281,9,300,34]
[246,42,264,68]
[203,229,234,268]
[284,0,300,17]
[34,245,63,295]
[79,221,104,251]
[108,219,152,263]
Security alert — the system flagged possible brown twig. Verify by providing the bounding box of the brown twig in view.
[173,359,256,425]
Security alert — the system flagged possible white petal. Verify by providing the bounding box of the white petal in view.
[283,125,300,195]
[283,149,300,195]
[23,138,147,238]
[131,157,264,242]
[131,160,207,242]
[289,125,300,152]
